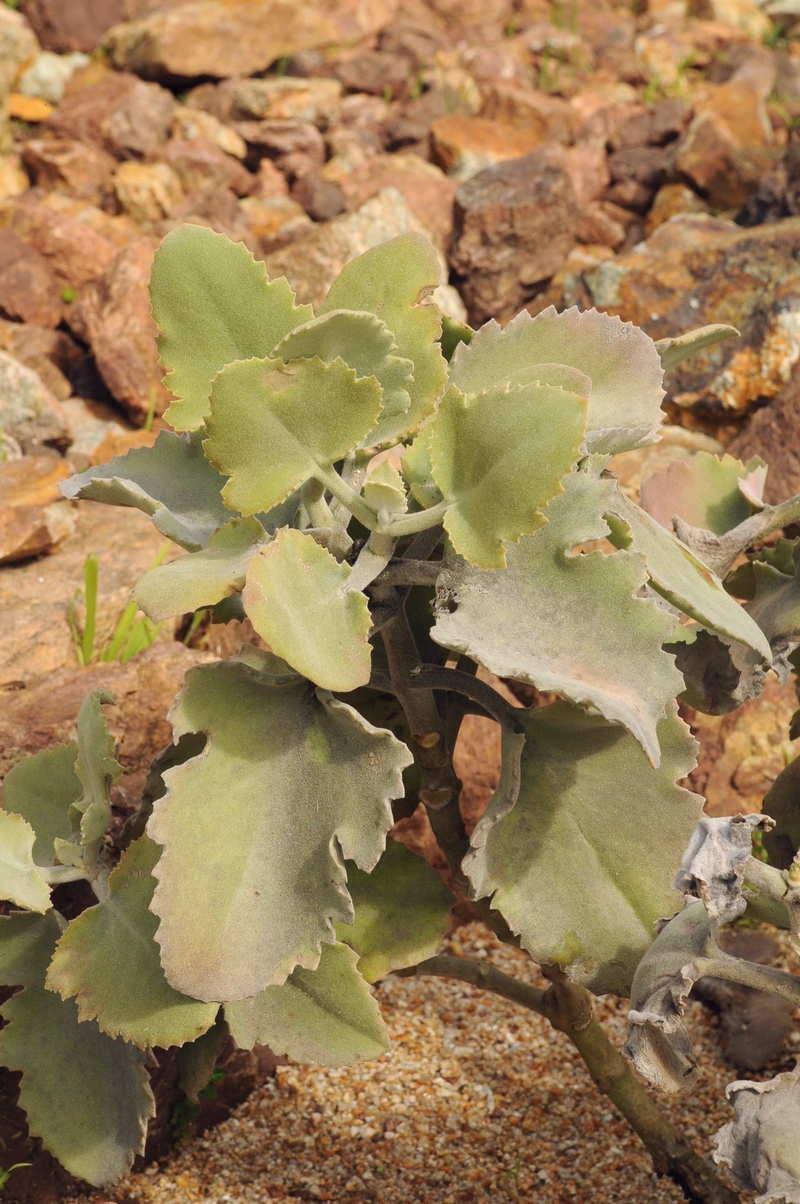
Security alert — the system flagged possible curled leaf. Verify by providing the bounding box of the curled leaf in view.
[714,1064,800,1203]
[675,814,774,927]
[655,323,739,375]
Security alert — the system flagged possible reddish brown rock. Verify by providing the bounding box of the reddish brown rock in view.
[609,98,688,150]
[608,144,668,189]
[429,114,547,179]
[18,0,159,54]
[0,453,70,508]
[69,238,171,423]
[158,137,253,198]
[727,363,800,504]
[337,153,458,248]
[577,202,626,249]
[334,50,413,99]
[0,499,75,565]
[675,110,779,209]
[646,182,710,233]
[562,140,611,207]
[170,105,247,159]
[224,77,343,127]
[233,119,325,181]
[449,148,580,323]
[0,228,62,327]
[0,320,81,400]
[290,173,345,222]
[47,71,176,160]
[238,195,312,254]
[604,177,655,213]
[480,80,573,144]
[0,197,117,288]
[21,137,116,207]
[251,157,290,199]
[113,161,185,224]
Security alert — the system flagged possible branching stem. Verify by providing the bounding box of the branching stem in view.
[409,665,525,733]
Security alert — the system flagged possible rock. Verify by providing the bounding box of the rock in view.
[89,423,159,465]
[0,153,29,200]
[158,137,253,198]
[604,177,655,214]
[238,194,312,253]
[17,0,156,54]
[47,71,176,159]
[334,49,413,99]
[0,453,70,507]
[608,144,668,189]
[0,197,118,288]
[59,395,130,470]
[21,137,116,208]
[0,228,62,327]
[0,350,69,452]
[609,98,688,149]
[17,49,89,105]
[0,319,81,400]
[480,80,573,143]
[694,75,774,148]
[336,153,458,249]
[569,214,800,424]
[687,0,771,38]
[6,92,52,122]
[291,173,345,222]
[646,182,710,233]
[170,105,247,159]
[0,6,40,151]
[251,157,290,199]
[262,187,466,319]
[103,0,400,83]
[38,190,141,250]
[222,77,343,127]
[113,161,185,224]
[449,148,579,323]
[233,119,325,181]
[727,362,800,503]
[69,238,171,424]
[562,140,611,207]
[429,114,548,180]
[737,141,800,226]
[163,186,252,245]
[0,497,75,564]
[577,203,626,250]
[569,85,642,143]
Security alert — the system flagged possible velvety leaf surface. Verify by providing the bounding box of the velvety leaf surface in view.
[134,516,267,623]
[429,382,586,568]
[667,627,768,715]
[362,461,408,517]
[745,558,800,679]
[640,452,763,536]
[464,703,702,995]
[205,356,382,515]
[151,225,312,431]
[148,654,413,1001]
[225,941,389,1067]
[0,911,154,1187]
[1,742,79,864]
[318,233,446,444]
[274,310,414,446]
[333,839,454,983]
[447,307,664,454]
[714,1064,800,1202]
[178,1015,228,1104]
[608,491,772,661]
[762,755,800,870]
[0,812,51,912]
[47,836,218,1049]
[243,528,372,692]
[60,430,232,552]
[655,323,739,374]
[402,424,443,510]
[72,690,122,857]
[433,473,682,765]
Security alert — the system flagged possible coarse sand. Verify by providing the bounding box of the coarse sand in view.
[70,922,798,1204]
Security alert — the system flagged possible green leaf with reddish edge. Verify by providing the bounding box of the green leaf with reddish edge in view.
[225,942,388,1067]
[46,836,217,1049]
[447,306,664,454]
[318,232,447,445]
[428,382,586,569]
[1,742,79,865]
[134,516,267,623]
[0,910,154,1188]
[655,323,739,375]
[150,225,312,432]
[0,812,51,912]
[333,839,454,982]
[204,356,382,516]
[71,690,122,858]
[640,452,764,536]
[148,652,413,1002]
[243,528,372,692]
[60,430,233,552]
[463,702,702,996]
[433,473,682,766]
[606,490,773,661]
[274,310,415,447]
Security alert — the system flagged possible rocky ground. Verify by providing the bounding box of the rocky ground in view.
[1,0,800,1199]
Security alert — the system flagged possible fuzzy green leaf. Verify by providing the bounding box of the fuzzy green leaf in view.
[655,323,739,374]
[148,653,413,1002]
[178,1015,228,1104]
[0,812,51,912]
[429,382,586,569]
[151,225,312,431]
[402,424,443,510]
[274,310,415,447]
[1,743,79,865]
[134,516,267,623]
[362,461,408,517]
[318,233,447,445]
[608,491,773,661]
[60,430,232,552]
[464,703,702,995]
[334,839,454,983]
[640,452,764,536]
[0,911,154,1188]
[205,356,382,516]
[71,690,122,857]
[46,837,218,1049]
[225,941,388,1067]
[243,528,372,692]
[745,555,800,679]
[448,307,664,454]
[433,473,683,765]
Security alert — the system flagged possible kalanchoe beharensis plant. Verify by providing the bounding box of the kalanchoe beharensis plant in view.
[1,226,800,1201]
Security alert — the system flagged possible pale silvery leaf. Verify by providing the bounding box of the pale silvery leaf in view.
[463,702,702,996]
[714,1064,800,1203]
[433,472,683,766]
[655,324,739,374]
[71,689,122,858]
[148,652,413,1001]
[0,811,51,912]
[675,814,775,926]
[624,901,712,1092]
[667,626,768,715]
[225,942,389,1068]
[448,306,665,454]
[746,558,800,682]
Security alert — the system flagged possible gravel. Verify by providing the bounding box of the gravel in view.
[71,922,799,1204]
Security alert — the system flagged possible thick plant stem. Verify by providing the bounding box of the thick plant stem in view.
[411,957,740,1204]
